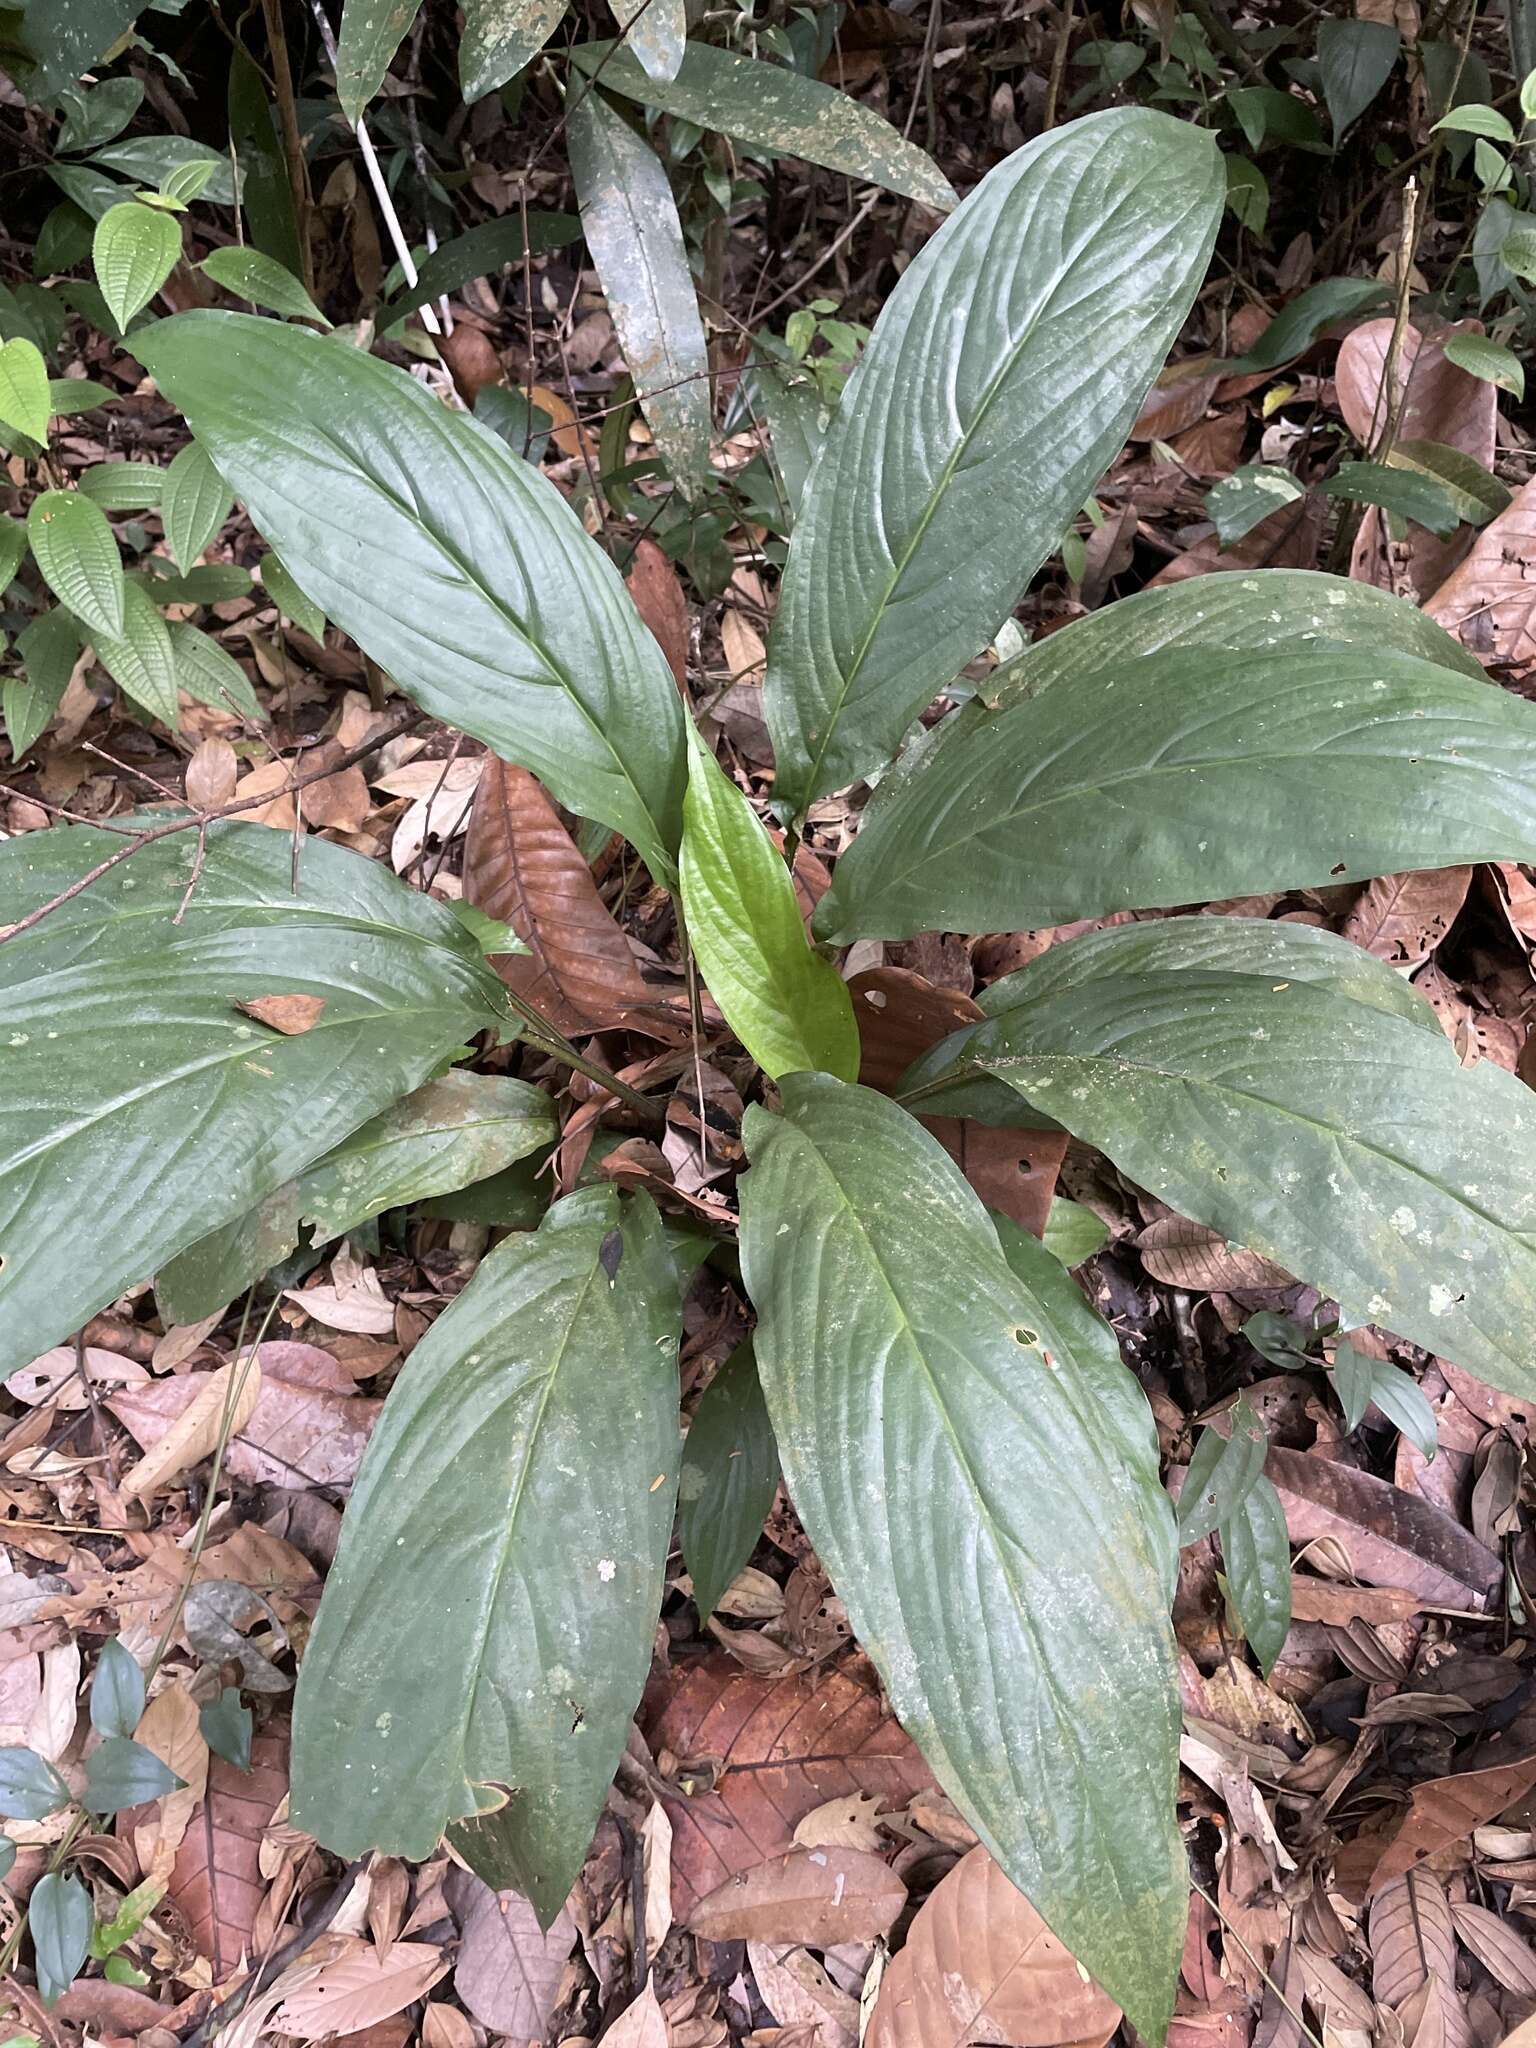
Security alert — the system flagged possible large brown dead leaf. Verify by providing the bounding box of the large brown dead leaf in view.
[1264,1447,1500,1608]
[131,1681,210,1880]
[448,1866,576,2035]
[272,1939,450,2038]
[1341,867,1472,968]
[626,538,689,690]
[462,758,662,1035]
[1426,474,1536,673]
[643,1657,934,1918]
[119,1358,263,1500]
[867,1846,1121,2048]
[169,1723,290,1976]
[688,1845,905,1944]
[1129,357,1220,442]
[1335,320,1496,460]
[1369,1752,1536,1892]
[1135,1217,1290,1291]
[748,1943,860,2048]
[1368,1871,1470,2048]
[927,1118,1068,1241]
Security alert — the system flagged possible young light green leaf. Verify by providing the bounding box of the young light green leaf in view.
[1204,464,1306,546]
[815,647,1536,943]
[568,40,956,210]
[606,0,684,81]
[161,440,233,573]
[1177,1399,1266,1544]
[567,90,711,497]
[0,337,50,445]
[0,1749,71,1822]
[83,1736,181,1814]
[1040,1197,1109,1269]
[90,138,236,204]
[1522,66,1536,121]
[135,312,687,882]
[92,580,179,727]
[460,0,569,100]
[0,822,509,1375]
[333,0,425,120]
[90,1640,145,1740]
[92,201,181,332]
[738,1076,1184,2043]
[1441,331,1524,400]
[46,380,115,419]
[291,1189,681,1918]
[1320,460,1464,538]
[260,554,327,640]
[1432,103,1517,141]
[27,489,124,640]
[200,1689,253,1771]
[1220,1474,1290,1677]
[679,721,859,1081]
[200,244,331,326]
[5,609,81,764]
[80,461,165,509]
[167,620,265,722]
[1317,18,1399,137]
[29,1872,92,2008]
[1334,1341,1438,1460]
[763,110,1223,813]
[679,1340,780,1618]
[159,159,219,208]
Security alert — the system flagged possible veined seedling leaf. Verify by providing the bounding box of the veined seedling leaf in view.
[738,1076,1185,2041]
[568,41,955,211]
[80,461,166,510]
[461,0,569,99]
[1177,1400,1267,1545]
[27,489,124,640]
[762,110,1222,815]
[904,945,1536,1401]
[167,620,265,722]
[680,723,859,1081]
[0,517,26,593]
[680,1340,780,1618]
[0,337,50,445]
[6,609,81,765]
[92,579,179,727]
[136,313,687,882]
[1334,1341,1439,1460]
[291,1189,681,1916]
[30,1872,92,2008]
[199,245,331,325]
[815,647,1536,942]
[91,1639,146,1739]
[1220,1475,1290,1678]
[567,90,712,497]
[606,0,684,81]
[0,821,509,1375]
[333,0,425,122]
[161,440,233,572]
[92,201,181,332]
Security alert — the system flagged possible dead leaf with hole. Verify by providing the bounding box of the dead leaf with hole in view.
[1369,1752,1536,1892]
[449,1866,576,2035]
[119,1358,262,1499]
[627,537,689,689]
[792,1793,886,1854]
[867,1846,1120,2048]
[1341,867,1472,968]
[5,1346,147,1409]
[236,994,327,1035]
[689,1845,905,1944]
[1427,475,1536,672]
[270,1938,449,2037]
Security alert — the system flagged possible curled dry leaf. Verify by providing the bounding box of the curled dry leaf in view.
[748,1939,861,2048]
[448,1866,577,2036]
[1264,1447,1500,1608]
[626,536,689,689]
[169,1722,291,1976]
[1341,868,1472,969]
[1369,1753,1536,1893]
[867,1846,1120,2048]
[186,736,239,810]
[270,1938,450,2038]
[119,1357,262,1500]
[236,993,328,1035]
[688,1845,906,1945]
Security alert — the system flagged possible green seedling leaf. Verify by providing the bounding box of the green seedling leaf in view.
[200,245,331,326]
[83,1737,181,1815]
[1243,1310,1316,1369]
[1441,332,1524,399]
[1226,86,1329,153]
[1178,1398,1267,1544]
[90,1639,146,1739]
[199,1688,253,1771]
[1205,463,1306,545]
[92,202,181,333]
[6,609,81,764]
[1040,1198,1110,1268]
[27,489,124,640]
[92,579,179,727]
[1432,103,1516,141]
[1219,1473,1290,1676]
[79,461,165,509]
[0,337,50,445]
[29,1872,92,2008]
[679,1340,780,1617]
[260,553,327,639]
[160,439,233,572]
[1334,1340,1439,1460]
[1317,18,1399,138]
[159,160,219,208]
[167,620,265,722]
[0,1748,71,1822]
[46,381,115,418]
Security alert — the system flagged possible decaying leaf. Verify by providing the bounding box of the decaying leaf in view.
[688,1844,906,1944]
[1264,1447,1500,1608]
[626,537,690,689]
[748,1939,861,2048]
[132,1682,211,1879]
[235,993,328,1035]
[270,1938,449,2037]
[1341,867,1472,969]
[119,1357,263,1500]
[1370,1752,1536,1892]
[169,1723,291,1975]
[449,1867,577,2035]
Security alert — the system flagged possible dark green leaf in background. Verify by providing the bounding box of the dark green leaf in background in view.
[333,0,427,123]
[1220,275,1390,371]
[1177,1398,1266,1544]
[1334,1340,1439,1460]
[5,608,81,765]
[1317,18,1400,137]
[30,1872,92,2008]
[83,1737,181,1814]
[460,0,570,101]
[379,214,580,325]
[90,1640,146,1740]
[200,1688,254,1771]
[1219,1475,1291,1677]
[679,1340,780,1618]
[91,580,180,728]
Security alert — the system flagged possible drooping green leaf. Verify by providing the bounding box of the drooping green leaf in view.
[1205,464,1306,546]
[199,246,331,327]
[1223,155,1268,236]
[0,1749,71,1822]
[47,380,116,419]
[762,110,1223,813]
[1334,1340,1439,1460]
[1220,1474,1290,1677]
[1225,86,1329,153]
[1317,18,1399,138]
[0,517,27,592]
[92,202,181,333]
[902,944,1536,1401]
[90,138,236,206]
[1433,102,1517,141]
[567,91,712,497]
[0,0,140,97]
[1177,1399,1266,1544]
[167,621,265,722]
[135,313,687,882]
[606,0,684,81]
[814,647,1536,942]
[379,213,580,324]
[90,1640,146,1740]
[460,0,569,100]
[200,1688,253,1771]
[679,722,859,1081]
[679,1340,780,1618]
[737,1075,1184,2042]
[1220,275,1390,371]
[57,78,144,154]
[1040,1197,1109,1269]
[155,1181,300,1326]
[1320,460,1463,538]
[291,1188,681,1916]
[1389,438,1511,526]
[92,580,179,727]
[333,0,427,123]
[5,609,81,764]
[83,1737,181,1814]
[0,821,509,1375]
[80,461,166,510]
[160,440,233,573]
[258,554,326,641]
[1243,1310,1315,1370]
[27,489,124,640]
[568,40,956,211]
[0,337,50,445]
[29,1872,92,2008]
[1442,331,1525,399]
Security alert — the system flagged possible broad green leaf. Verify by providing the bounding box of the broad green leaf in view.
[27,489,124,640]
[92,202,181,333]
[1220,1474,1290,1677]
[136,313,687,882]
[679,722,859,1081]
[1442,331,1524,399]
[814,647,1536,942]
[167,621,266,723]
[333,0,426,122]
[1040,1197,1109,1269]
[0,337,49,445]
[291,1188,681,1915]
[461,0,569,99]
[229,44,304,278]
[1177,1400,1266,1544]
[93,580,179,727]
[762,111,1223,813]
[567,91,711,497]
[902,959,1536,1401]
[1226,85,1329,153]
[379,213,580,324]
[90,1640,145,1739]
[606,0,684,80]
[29,1873,91,2008]
[0,0,140,97]
[160,159,220,208]
[1432,102,1517,141]
[200,246,331,327]
[1317,18,1399,137]
[46,380,115,418]
[80,461,165,509]
[679,1340,780,1617]
[738,1075,1184,2041]
[1220,276,1390,371]
[417,1153,549,1227]
[48,160,129,225]
[200,1688,253,1770]
[1334,1340,1438,1460]
[57,78,144,154]
[300,1071,557,1243]
[0,821,509,1375]
[744,352,827,523]
[1320,460,1463,538]
[90,138,237,205]
[83,1736,181,1814]
[155,1181,300,1326]
[0,517,26,592]
[1389,438,1511,525]
[1224,155,1268,236]
[5,609,80,764]
[0,1749,70,1822]
[568,41,956,211]
[161,440,233,572]
[261,554,326,640]
[1205,464,1305,546]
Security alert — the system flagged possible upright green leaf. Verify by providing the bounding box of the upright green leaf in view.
[815,647,1536,942]
[199,246,331,327]
[333,0,426,122]
[136,313,687,882]
[160,440,233,572]
[27,489,124,640]
[738,1076,1184,2041]
[0,337,50,445]
[93,580,179,727]
[1317,18,1400,137]
[1333,1340,1438,1460]
[260,554,326,641]
[680,722,859,1081]
[29,1872,91,2008]
[291,1189,680,1915]
[1220,1476,1290,1677]
[461,0,569,99]
[92,202,181,333]
[1177,1402,1266,1544]
[679,1341,780,1618]
[5,609,81,764]
[763,111,1223,814]
[91,1640,146,1740]
[167,621,265,723]
[0,821,509,1375]
[567,91,712,497]
[606,0,684,80]
[83,1737,180,1814]
[568,41,955,211]
[229,44,303,277]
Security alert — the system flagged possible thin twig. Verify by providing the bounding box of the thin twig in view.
[258,0,315,291]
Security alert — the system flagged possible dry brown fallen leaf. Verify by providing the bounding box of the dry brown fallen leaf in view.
[748,1939,861,2048]
[169,1722,291,1977]
[1450,1901,1536,1995]
[1369,1752,1536,1892]
[120,1357,262,1500]
[1341,867,1472,969]
[792,1792,886,1854]
[867,1846,1120,2048]
[186,736,239,810]
[1263,1446,1500,1608]
[1427,475,1536,672]
[236,993,327,1035]
[1368,1870,1471,2048]
[271,1939,449,2038]
[131,1681,210,1880]
[1286,1578,1424,1626]
[602,1982,670,2048]
[626,536,690,689]
[689,1845,906,1945]
[448,1867,577,2036]
[1135,1217,1290,1291]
